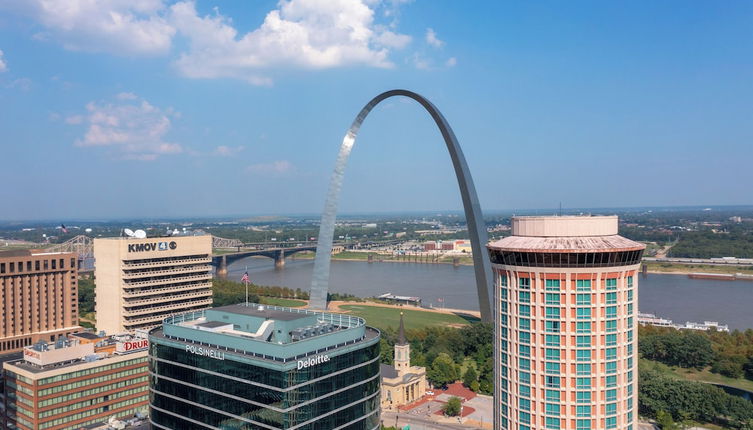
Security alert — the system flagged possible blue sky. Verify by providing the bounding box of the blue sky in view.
[1,1,752,220]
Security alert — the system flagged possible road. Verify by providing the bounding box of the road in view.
[381,411,483,430]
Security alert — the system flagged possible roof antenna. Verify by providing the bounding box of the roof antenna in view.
[559,202,562,216]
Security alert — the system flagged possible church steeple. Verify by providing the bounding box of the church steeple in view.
[397,311,407,345]
[394,312,410,374]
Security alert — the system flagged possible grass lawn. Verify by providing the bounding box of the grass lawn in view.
[333,251,385,260]
[259,297,307,308]
[672,367,753,392]
[338,304,478,331]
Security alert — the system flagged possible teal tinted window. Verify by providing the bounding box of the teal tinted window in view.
[576,322,591,333]
[545,390,560,402]
[606,389,617,402]
[576,377,591,389]
[576,279,591,291]
[606,319,617,332]
[519,318,530,330]
[520,384,530,398]
[519,278,530,289]
[546,362,560,375]
[519,358,530,370]
[519,305,530,317]
[577,308,591,319]
[520,398,530,411]
[546,321,560,333]
[576,363,590,375]
[606,306,617,318]
[520,412,531,424]
[546,348,560,361]
[546,417,560,429]
[576,294,590,305]
[606,361,617,374]
[606,334,617,346]
[545,376,560,388]
[519,291,531,303]
[519,345,530,357]
[576,336,590,347]
[606,292,617,305]
[576,391,591,404]
[576,405,591,417]
[500,275,508,287]
[520,372,530,384]
[546,403,560,417]
[606,348,617,360]
[546,307,560,319]
[577,350,591,362]
[577,419,591,430]
[606,375,617,387]
[606,417,617,429]
[546,293,560,305]
[546,335,560,346]
[519,331,531,344]
[546,279,560,291]
[606,278,617,290]
[627,276,633,287]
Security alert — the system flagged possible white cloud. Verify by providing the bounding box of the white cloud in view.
[0,50,7,72]
[213,145,244,156]
[170,0,410,83]
[4,0,175,55]
[446,57,457,67]
[425,28,444,48]
[412,53,430,70]
[246,160,294,175]
[116,92,138,100]
[71,93,181,161]
[6,77,32,91]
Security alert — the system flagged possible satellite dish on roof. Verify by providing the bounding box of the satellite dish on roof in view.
[133,230,147,239]
[124,228,135,237]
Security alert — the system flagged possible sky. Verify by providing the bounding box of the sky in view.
[1,1,752,220]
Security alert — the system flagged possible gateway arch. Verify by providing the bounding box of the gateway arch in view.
[309,89,493,322]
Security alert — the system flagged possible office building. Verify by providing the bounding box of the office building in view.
[149,303,381,429]
[488,216,644,430]
[0,250,81,354]
[3,332,149,430]
[94,235,212,334]
[380,313,427,410]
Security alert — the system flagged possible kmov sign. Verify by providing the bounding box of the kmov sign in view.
[297,354,330,370]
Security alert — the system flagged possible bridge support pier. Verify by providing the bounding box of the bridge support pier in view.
[274,250,285,269]
[217,255,228,279]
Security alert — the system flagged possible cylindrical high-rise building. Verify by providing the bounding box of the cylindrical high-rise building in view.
[488,216,644,430]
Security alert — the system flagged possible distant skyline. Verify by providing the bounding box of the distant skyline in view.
[1,1,753,220]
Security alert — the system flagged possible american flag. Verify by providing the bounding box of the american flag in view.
[241,272,249,283]
[60,224,68,234]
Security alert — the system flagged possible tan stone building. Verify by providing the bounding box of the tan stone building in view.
[380,313,427,410]
[0,250,81,354]
[94,235,212,334]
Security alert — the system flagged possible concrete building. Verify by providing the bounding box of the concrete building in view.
[94,235,212,334]
[149,303,381,429]
[3,332,149,430]
[380,313,427,410]
[0,250,82,354]
[488,216,644,430]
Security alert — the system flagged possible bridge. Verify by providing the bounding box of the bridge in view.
[211,245,319,278]
[45,234,352,276]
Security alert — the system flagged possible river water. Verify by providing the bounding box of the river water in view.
[226,257,753,330]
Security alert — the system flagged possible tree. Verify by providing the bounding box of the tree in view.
[744,356,753,381]
[657,410,680,430]
[428,353,458,388]
[462,366,478,389]
[443,396,462,417]
[711,358,744,379]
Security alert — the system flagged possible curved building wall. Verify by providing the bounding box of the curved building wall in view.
[490,216,644,430]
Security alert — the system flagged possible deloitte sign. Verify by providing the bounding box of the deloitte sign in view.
[297,354,330,370]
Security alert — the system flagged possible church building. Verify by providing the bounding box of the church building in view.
[380,312,428,409]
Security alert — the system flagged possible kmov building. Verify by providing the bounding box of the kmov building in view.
[148,303,381,430]
[488,216,644,430]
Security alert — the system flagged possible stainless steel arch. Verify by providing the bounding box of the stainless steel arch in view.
[309,89,493,322]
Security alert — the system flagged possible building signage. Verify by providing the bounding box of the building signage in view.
[297,354,330,370]
[185,344,225,360]
[116,339,149,353]
[128,241,177,253]
[24,349,40,359]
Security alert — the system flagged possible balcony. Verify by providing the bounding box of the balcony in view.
[122,273,212,288]
[122,282,211,298]
[122,256,211,269]
[122,265,210,279]
[123,290,212,307]
[122,298,213,317]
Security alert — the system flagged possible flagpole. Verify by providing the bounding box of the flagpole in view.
[245,265,249,306]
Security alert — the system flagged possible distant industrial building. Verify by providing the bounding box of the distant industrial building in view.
[3,331,149,430]
[94,235,212,334]
[149,303,381,429]
[0,250,82,354]
[488,216,644,430]
[423,239,471,253]
[380,313,427,410]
